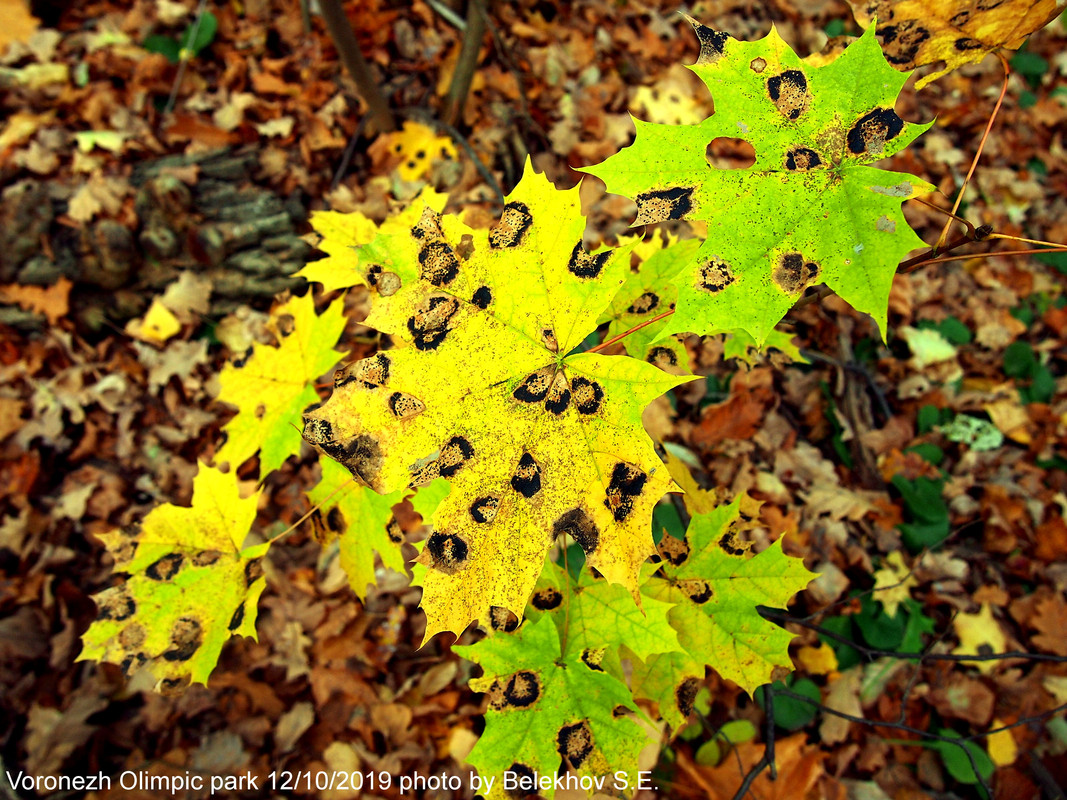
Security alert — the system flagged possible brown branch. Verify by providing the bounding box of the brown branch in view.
[318,0,395,135]
[587,308,676,354]
[443,0,489,127]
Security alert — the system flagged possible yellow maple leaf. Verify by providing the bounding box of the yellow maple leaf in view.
[381,121,457,182]
[79,464,268,691]
[987,718,1018,767]
[125,297,181,344]
[872,551,917,618]
[953,602,1007,674]
[849,0,1065,90]
[215,293,346,476]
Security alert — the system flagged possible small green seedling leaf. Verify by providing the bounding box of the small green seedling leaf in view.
[940,414,1004,452]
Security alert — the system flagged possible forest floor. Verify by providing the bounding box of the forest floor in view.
[1,0,1066,798]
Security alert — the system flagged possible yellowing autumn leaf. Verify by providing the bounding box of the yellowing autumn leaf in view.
[303,159,693,641]
[380,120,458,182]
[953,602,1008,674]
[125,297,181,344]
[850,0,1065,90]
[872,551,917,617]
[79,464,268,691]
[215,293,346,476]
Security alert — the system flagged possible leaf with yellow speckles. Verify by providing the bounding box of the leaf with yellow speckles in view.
[78,464,269,691]
[215,293,346,476]
[583,20,933,345]
[302,158,695,642]
[849,0,1064,90]
[643,497,818,695]
[453,614,647,799]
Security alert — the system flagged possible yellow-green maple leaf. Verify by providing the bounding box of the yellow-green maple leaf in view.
[303,159,694,641]
[215,293,346,476]
[79,464,268,691]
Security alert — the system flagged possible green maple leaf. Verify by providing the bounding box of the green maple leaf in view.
[583,21,933,345]
[454,614,646,799]
[79,464,268,691]
[215,294,346,476]
[528,559,680,669]
[310,456,409,600]
[303,159,694,641]
[644,498,817,695]
[628,649,706,733]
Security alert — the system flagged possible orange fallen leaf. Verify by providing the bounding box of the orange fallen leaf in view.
[0,0,38,53]
[0,278,71,325]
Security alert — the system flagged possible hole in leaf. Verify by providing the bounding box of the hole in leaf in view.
[706,138,755,170]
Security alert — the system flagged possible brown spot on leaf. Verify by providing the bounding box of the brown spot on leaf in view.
[457,233,476,259]
[627,292,660,314]
[471,285,492,309]
[880,20,930,65]
[489,201,533,248]
[513,367,554,404]
[120,652,148,676]
[847,108,904,155]
[581,648,605,671]
[228,603,245,631]
[773,253,820,294]
[658,532,690,566]
[531,587,563,611]
[604,462,648,523]
[376,271,401,296]
[766,70,810,120]
[418,241,460,287]
[544,373,571,416]
[954,37,984,51]
[571,376,604,415]
[244,557,264,584]
[438,436,474,477]
[557,720,594,769]
[410,207,444,240]
[750,57,767,73]
[785,147,822,170]
[470,496,500,524]
[647,346,678,369]
[146,553,183,581]
[676,677,701,716]
[335,353,390,389]
[683,579,713,604]
[426,531,469,573]
[99,590,136,621]
[191,550,222,567]
[489,606,519,632]
[386,516,403,543]
[407,295,459,351]
[162,617,202,662]
[337,433,384,486]
[552,507,599,554]
[698,257,735,293]
[159,676,191,696]
[119,623,146,649]
[490,670,542,710]
[388,391,426,419]
[567,241,610,278]
[634,186,695,225]
[511,452,542,498]
[691,22,729,64]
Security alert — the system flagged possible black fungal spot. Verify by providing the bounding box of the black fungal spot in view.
[228,603,245,631]
[692,23,729,64]
[719,531,747,556]
[773,252,820,294]
[557,721,594,769]
[511,452,542,498]
[627,292,660,314]
[407,296,460,351]
[489,201,533,248]
[604,462,648,523]
[418,241,460,287]
[676,677,701,716]
[162,617,202,662]
[324,507,344,532]
[766,69,810,120]
[612,705,629,718]
[567,241,611,279]
[146,553,183,581]
[388,391,426,419]
[438,436,474,478]
[426,531,469,573]
[120,652,148,676]
[785,147,822,170]
[541,329,558,352]
[513,368,553,404]
[552,508,600,554]
[581,648,605,671]
[386,516,403,543]
[410,207,444,241]
[504,763,535,799]
[950,10,971,26]
[489,607,520,632]
[366,264,382,286]
[544,375,571,416]
[647,346,678,369]
[976,0,1006,10]
[658,533,690,566]
[847,108,905,155]
[276,314,296,337]
[335,353,390,389]
[571,376,604,415]
[634,186,695,225]
[191,550,222,567]
[698,257,735,293]
[471,285,492,309]
[99,590,136,621]
[879,20,929,65]
[470,496,500,524]
[159,676,191,695]
[531,587,563,611]
[457,233,475,260]
[503,671,541,708]
[244,557,264,585]
[954,37,984,51]
[686,580,713,604]
[231,346,253,368]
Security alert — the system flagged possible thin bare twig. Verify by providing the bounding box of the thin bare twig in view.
[587,308,675,354]
[443,1,489,126]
